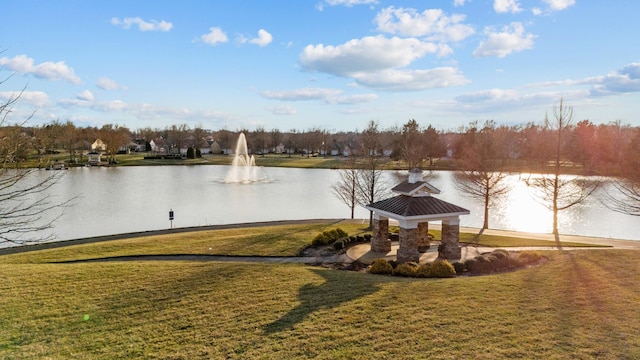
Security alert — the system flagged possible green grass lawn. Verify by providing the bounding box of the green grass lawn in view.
[1,222,637,359]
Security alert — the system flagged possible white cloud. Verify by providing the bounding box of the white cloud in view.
[532,7,543,15]
[0,54,81,84]
[589,63,640,96]
[201,27,228,45]
[0,91,51,107]
[453,0,466,7]
[473,22,536,58]
[543,0,575,11]
[97,77,126,90]
[316,0,378,10]
[300,35,441,76]
[261,87,378,105]
[267,105,297,115]
[111,17,173,32]
[238,29,273,47]
[455,88,520,103]
[76,90,94,102]
[261,87,343,101]
[300,35,469,91]
[69,98,235,123]
[328,93,378,104]
[374,6,475,42]
[493,0,522,14]
[351,67,469,91]
[526,63,640,97]
[450,87,586,114]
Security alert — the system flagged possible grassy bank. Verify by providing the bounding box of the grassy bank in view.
[1,222,636,358]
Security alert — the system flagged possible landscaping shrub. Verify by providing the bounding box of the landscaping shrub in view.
[518,251,543,265]
[369,259,393,275]
[464,250,529,274]
[463,258,478,273]
[333,240,344,250]
[393,262,418,277]
[311,228,350,246]
[364,234,372,242]
[491,249,510,260]
[311,233,331,246]
[466,255,492,274]
[327,229,340,241]
[356,235,364,242]
[350,236,357,243]
[453,261,466,274]
[416,263,432,278]
[335,228,348,238]
[429,260,456,278]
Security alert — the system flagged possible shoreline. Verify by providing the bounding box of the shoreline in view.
[1,218,638,256]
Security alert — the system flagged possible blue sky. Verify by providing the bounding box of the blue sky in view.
[2,0,639,132]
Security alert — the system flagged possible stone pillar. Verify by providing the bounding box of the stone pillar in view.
[371,217,391,253]
[416,222,430,253]
[440,219,461,260]
[397,227,419,263]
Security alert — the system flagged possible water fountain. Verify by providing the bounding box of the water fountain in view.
[224,133,264,183]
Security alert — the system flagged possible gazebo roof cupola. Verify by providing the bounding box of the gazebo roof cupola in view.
[391,169,441,197]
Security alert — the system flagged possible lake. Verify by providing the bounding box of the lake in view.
[11,165,640,245]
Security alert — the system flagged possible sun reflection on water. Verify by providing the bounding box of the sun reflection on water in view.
[494,174,553,234]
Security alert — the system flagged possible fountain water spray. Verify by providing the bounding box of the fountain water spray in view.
[224,133,264,183]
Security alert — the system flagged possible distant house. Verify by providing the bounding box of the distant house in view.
[198,139,212,154]
[330,140,354,157]
[87,151,102,165]
[91,139,106,152]
[210,141,221,154]
[150,138,167,153]
[133,139,147,152]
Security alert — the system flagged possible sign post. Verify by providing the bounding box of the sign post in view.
[169,209,174,229]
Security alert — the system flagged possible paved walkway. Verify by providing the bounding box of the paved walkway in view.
[3,219,639,265]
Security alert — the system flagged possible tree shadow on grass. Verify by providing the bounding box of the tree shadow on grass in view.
[263,268,383,334]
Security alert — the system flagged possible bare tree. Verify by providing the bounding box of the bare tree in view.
[99,124,131,163]
[453,121,511,231]
[525,99,600,248]
[331,156,359,219]
[59,120,78,163]
[253,126,267,156]
[192,125,208,151]
[270,128,282,154]
[600,127,640,215]
[355,121,388,228]
[0,81,72,245]
[167,124,190,153]
[399,119,424,170]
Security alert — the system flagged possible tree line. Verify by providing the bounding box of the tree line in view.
[3,113,638,177]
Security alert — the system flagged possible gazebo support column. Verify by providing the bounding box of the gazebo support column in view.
[397,227,419,263]
[416,222,430,253]
[371,216,391,253]
[440,219,462,261]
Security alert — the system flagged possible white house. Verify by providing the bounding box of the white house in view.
[91,139,106,152]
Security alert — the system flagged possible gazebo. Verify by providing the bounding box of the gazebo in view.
[365,170,470,263]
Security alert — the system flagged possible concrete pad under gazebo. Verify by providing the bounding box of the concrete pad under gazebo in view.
[365,170,470,263]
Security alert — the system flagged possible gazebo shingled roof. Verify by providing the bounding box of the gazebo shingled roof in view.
[366,195,469,219]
